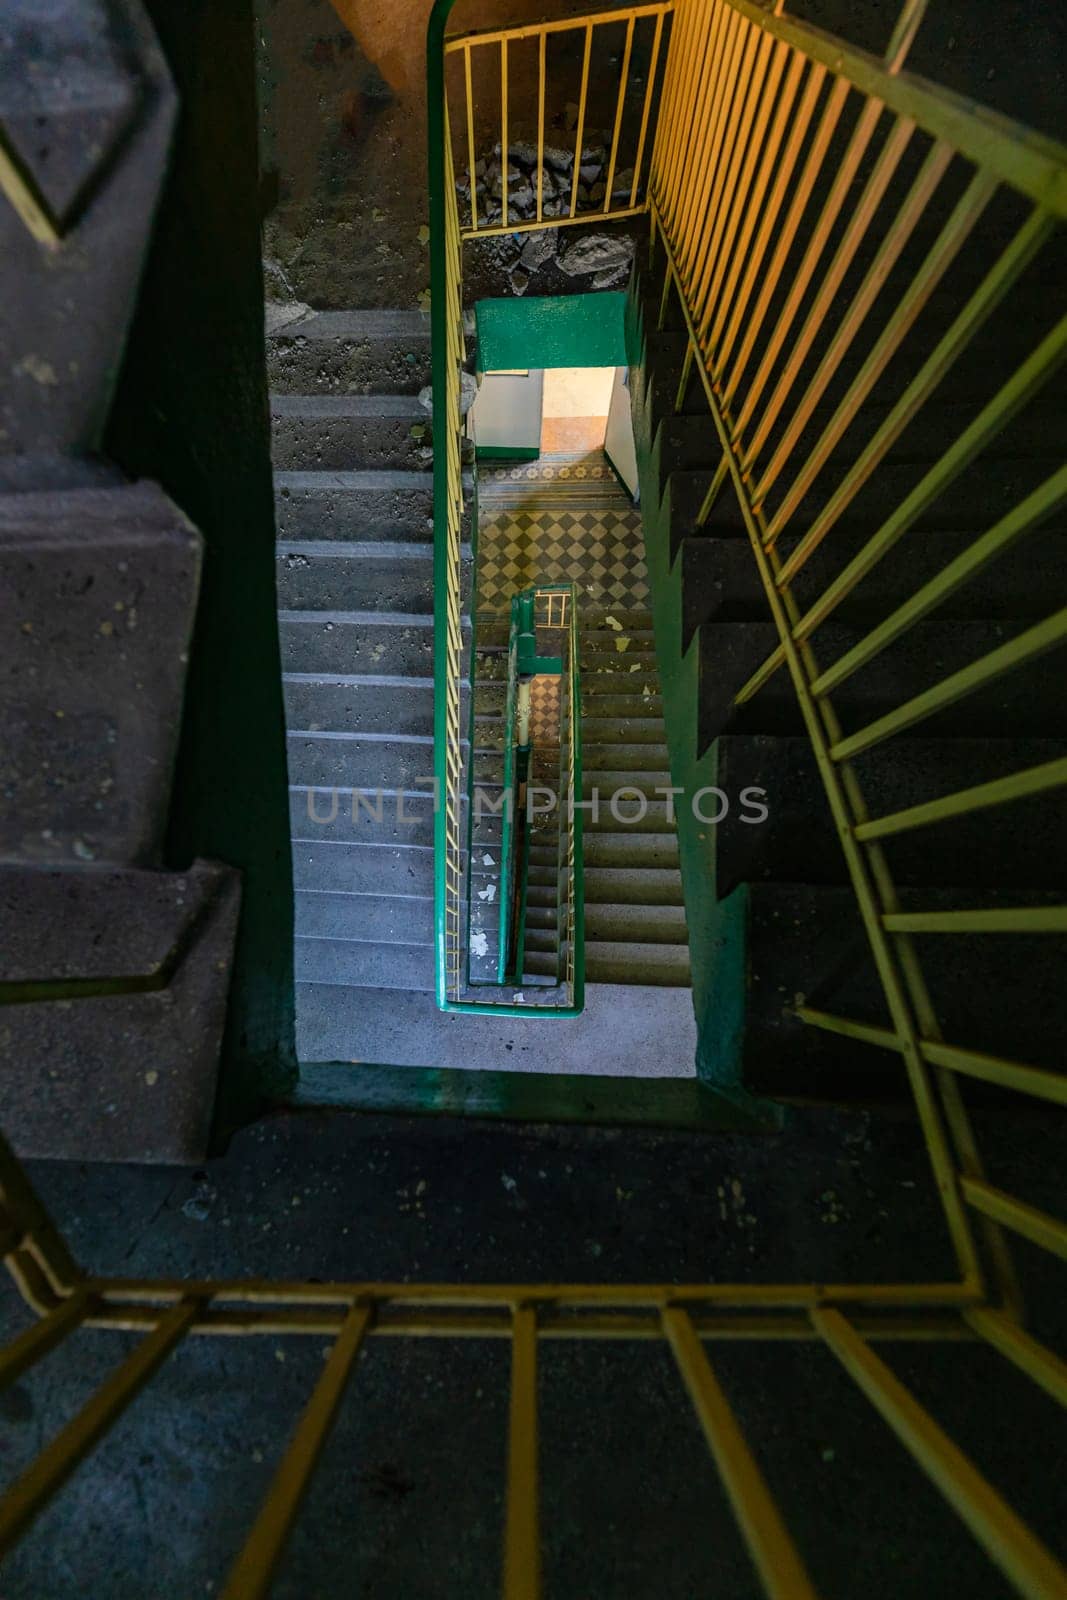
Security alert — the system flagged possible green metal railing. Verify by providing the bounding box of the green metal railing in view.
[448,569,585,1013]
[496,598,521,983]
[430,0,586,1017]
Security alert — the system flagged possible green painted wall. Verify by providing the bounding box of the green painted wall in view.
[107,0,297,1140]
[476,292,627,371]
[624,288,763,1108]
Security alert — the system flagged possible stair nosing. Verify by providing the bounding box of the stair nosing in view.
[283,672,436,688]
[271,393,428,419]
[278,609,440,627]
[286,728,437,746]
[276,539,441,561]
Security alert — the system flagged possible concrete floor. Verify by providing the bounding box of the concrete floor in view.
[1,1103,1063,1597]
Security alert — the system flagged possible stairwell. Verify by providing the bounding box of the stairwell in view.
[270,311,696,1073]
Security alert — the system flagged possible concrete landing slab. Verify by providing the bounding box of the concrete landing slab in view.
[296,981,697,1078]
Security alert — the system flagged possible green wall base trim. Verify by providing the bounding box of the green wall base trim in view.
[476,445,541,460]
[289,1062,783,1133]
[696,886,750,1089]
[476,292,628,372]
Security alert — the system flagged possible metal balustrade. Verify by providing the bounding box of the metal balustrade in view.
[0,2,1062,1595]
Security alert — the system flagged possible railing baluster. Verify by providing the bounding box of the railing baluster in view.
[0,1299,198,1558]
[569,23,594,220]
[504,1305,541,1599]
[744,114,921,479]
[730,92,885,435]
[674,2,736,280]
[536,31,545,223]
[630,10,665,208]
[501,37,509,224]
[712,60,827,377]
[464,44,478,231]
[604,16,635,215]
[773,207,1054,579]
[752,136,953,509]
[0,1289,90,1391]
[690,26,776,322]
[664,1307,820,1598]
[963,1308,1067,1409]
[812,1310,1067,1600]
[221,1302,372,1599]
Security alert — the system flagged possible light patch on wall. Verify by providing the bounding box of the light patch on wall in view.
[542,366,615,419]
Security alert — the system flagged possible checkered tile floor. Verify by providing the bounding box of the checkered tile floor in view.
[476,449,648,613]
[529,674,561,745]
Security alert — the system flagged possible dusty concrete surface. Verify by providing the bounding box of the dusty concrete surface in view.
[257,0,643,308]
[0,1104,1063,1596]
[256,0,1065,313]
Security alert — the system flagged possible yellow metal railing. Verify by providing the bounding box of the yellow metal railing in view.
[648,0,1067,1294]
[432,94,469,1007]
[0,2,1063,1595]
[641,1,1067,1585]
[445,3,671,240]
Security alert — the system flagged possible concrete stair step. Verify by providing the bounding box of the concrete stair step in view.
[583,648,660,672]
[295,889,434,944]
[292,840,434,897]
[279,612,439,677]
[579,668,664,695]
[658,470,745,564]
[267,309,432,395]
[697,619,1067,750]
[274,469,461,544]
[290,788,443,850]
[283,674,452,738]
[271,394,430,471]
[680,523,1067,645]
[583,627,658,647]
[530,831,680,870]
[582,770,679,802]
[277,540,465,613]
[727,881,1067,1100]
[580,691,663,717]
[525,941,691,985]
[528,904,688,947]
[295,936,433,992]
[527,865,684,906]
[287,731,439,792]
[646,344,1064,472]
[585,742,670,771]
[712,733,1067,894]
[584,715,667,744]
[584,799,680,835]
[581,609,654,631]
[654,420,1062,548]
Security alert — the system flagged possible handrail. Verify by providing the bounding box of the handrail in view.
[429,0,470,1012]
[430,0,589,1017]
[496,598,520,983]
[644,0,1067,1486]
[471,583,584,1012]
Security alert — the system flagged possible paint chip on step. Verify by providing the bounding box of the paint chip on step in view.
[470,931,488,957]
